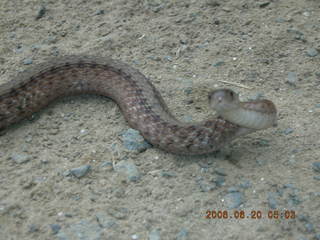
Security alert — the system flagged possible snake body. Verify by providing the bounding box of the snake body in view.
[0,56,276,154]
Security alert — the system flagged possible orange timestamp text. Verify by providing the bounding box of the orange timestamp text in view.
[205,210,296,220]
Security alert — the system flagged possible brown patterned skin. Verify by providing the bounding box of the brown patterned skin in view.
[0,55,271,155]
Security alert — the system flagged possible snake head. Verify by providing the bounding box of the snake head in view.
[208,88,240,114]
[208,88,278,130]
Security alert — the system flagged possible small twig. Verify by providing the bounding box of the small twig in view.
[217,80,252,90]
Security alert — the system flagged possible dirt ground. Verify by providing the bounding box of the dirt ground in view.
[0,0,319,239]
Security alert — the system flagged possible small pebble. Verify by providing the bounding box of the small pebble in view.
[303,11,311,17]
[36,6,46,20]
[259,1,270,8]
[70,165,91,178]
[95,9,105,15]
[160,171,176,178]
[305,222,314,233]
[56,220,101,239]
[50,224,61,235]
[10,153,30,164]
[287,28,305,41]
[313,176,320,181]
[275,17,286,23]
[176,228,188,240]
[214,168,227,176]
[283,183,295,189]
[239,180,251,189]
[149,229,161,240]
[23,58,33,65]
[267,192,278,209]
[287,193,302,205]
[100,161,113,171]
[96,213,117,229]
[306,48,318,57]
[287,72,297,85]
[283,128,294,135]
[224,192,244,209]
[256,138,270,147]
[131,234,139,240]
[31,44,40,51]
[28,224,39,233]
[212,61,225,67]
[163,56,173,62]
[249,92,264,101]
[312,162,320,173]
[212,176,225,187]
[114,160,140,182]
[227,186,239,193]
[298,237,308,240]
[107,207,129,220]
[198,181,216,192]
[120,128,152,152]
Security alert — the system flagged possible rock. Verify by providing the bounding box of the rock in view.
[56,220,102,240]
[10,153,31,164]
[224,192,244,209]
[70,165,91,178]
[114,160,140,182]
[149,229,161,240]
[120,128,152,152]
[306,48,318,57]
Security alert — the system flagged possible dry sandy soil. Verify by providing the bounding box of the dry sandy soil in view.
[0,0,319,239]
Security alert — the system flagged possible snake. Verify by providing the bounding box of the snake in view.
[0,55,277,155]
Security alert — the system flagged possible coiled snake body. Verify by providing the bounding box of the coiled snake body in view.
[0,56,277,154]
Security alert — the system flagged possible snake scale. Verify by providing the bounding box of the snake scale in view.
[0,55,277,154]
